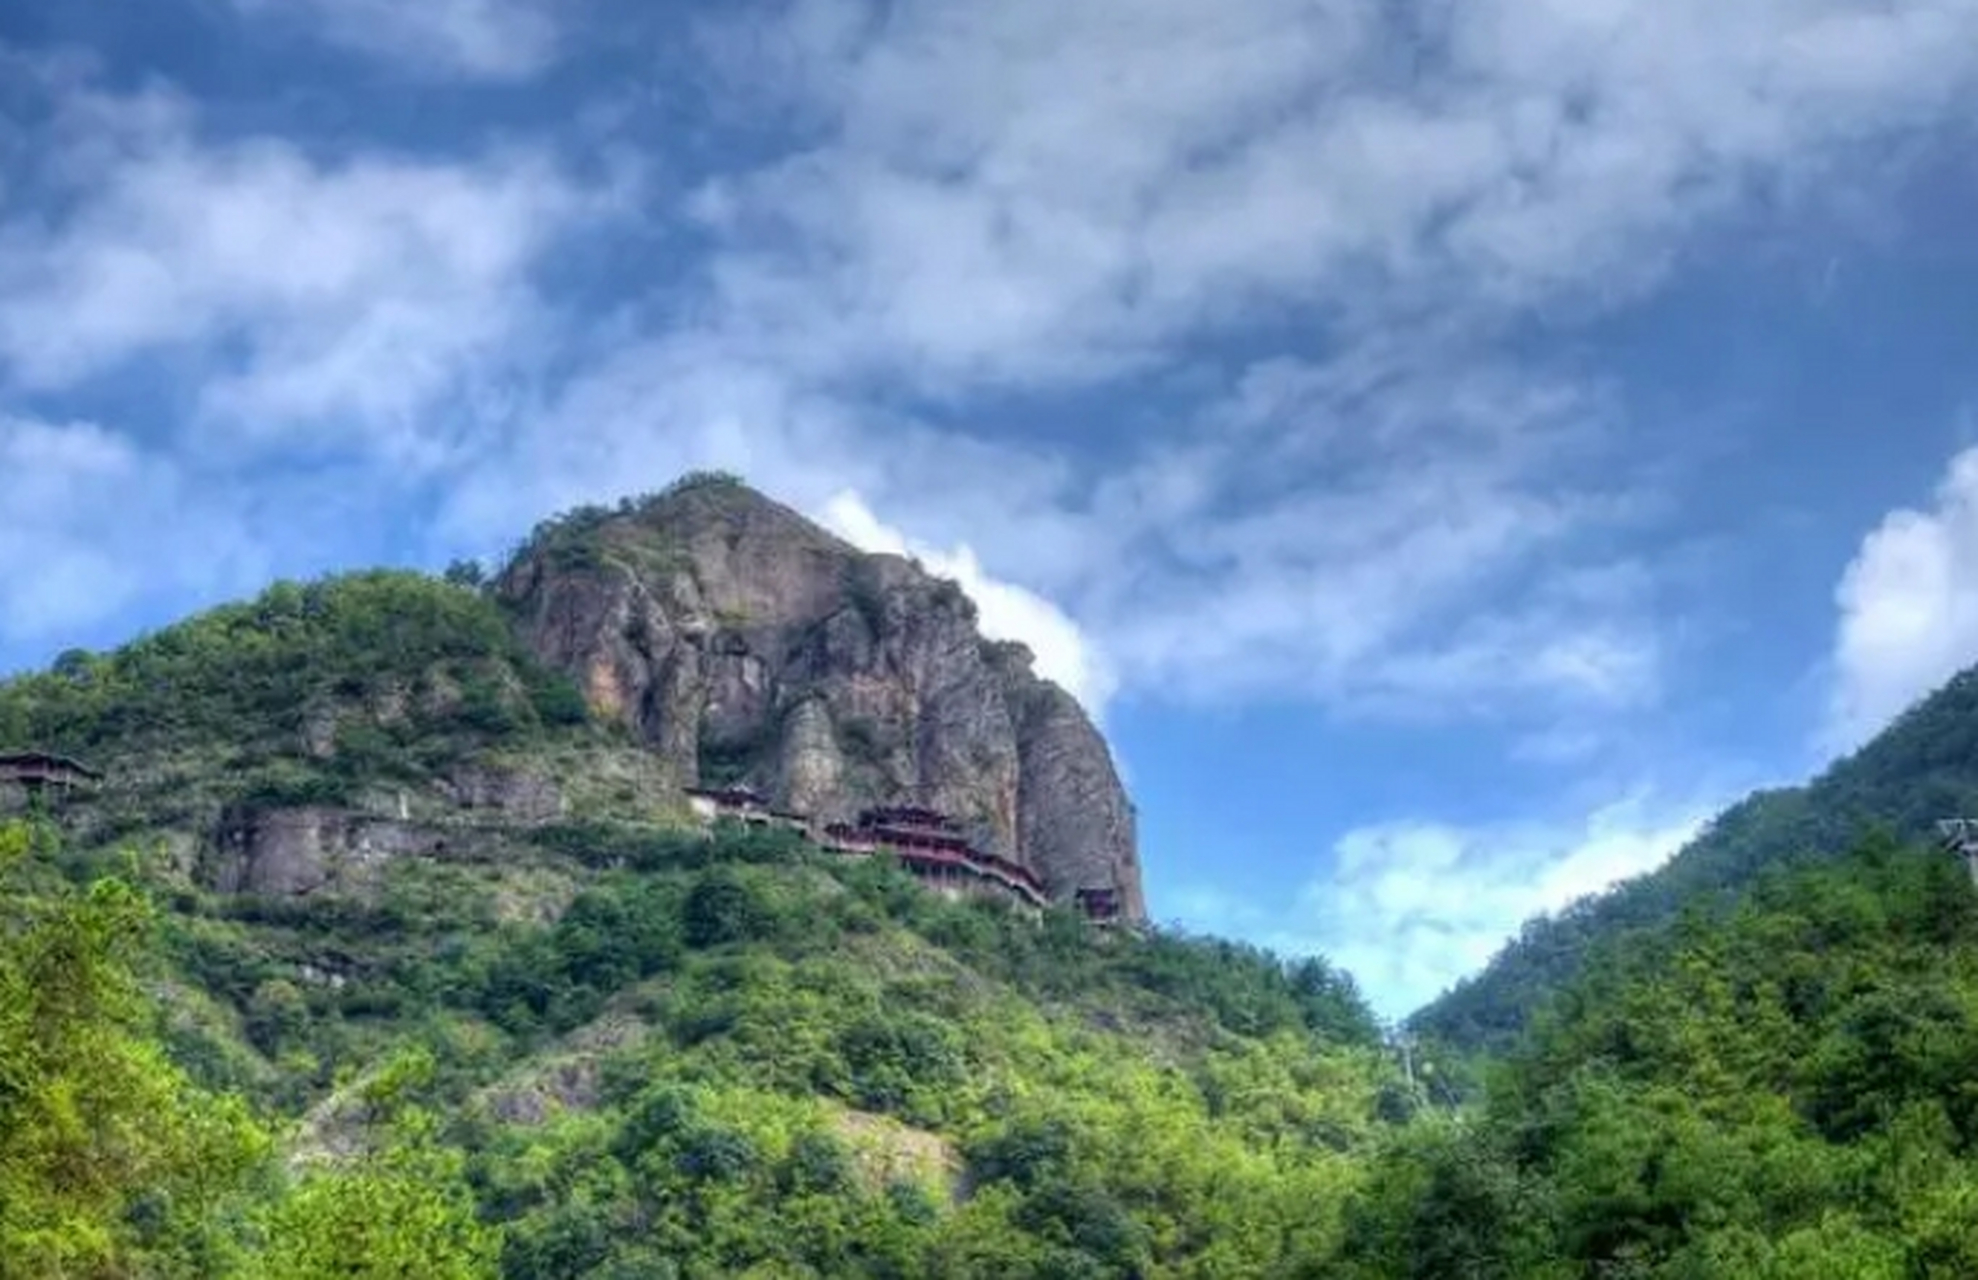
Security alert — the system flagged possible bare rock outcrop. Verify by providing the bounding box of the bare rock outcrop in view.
[497,479,1146,921]
[207,806,446,897]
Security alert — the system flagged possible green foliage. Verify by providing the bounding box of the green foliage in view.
[1420,663,1978,1051]
[0,822,504,1278]
[0,820,270,1277]
[656,469,745,499]
[1345,839,1978,1278]
[254,1053,497,1279]
[0,572,590,786]
[682,866,778,948]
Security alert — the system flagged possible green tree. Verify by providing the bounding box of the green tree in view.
[254,1052,496,1279]
[0,820,268,1278]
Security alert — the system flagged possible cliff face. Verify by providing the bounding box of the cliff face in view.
[496,480,1146,920]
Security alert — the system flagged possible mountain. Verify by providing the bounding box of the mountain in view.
[1412,663,1978,1052]
[0,473,1142,923]
[14,473,1978,1276]
[1350,836,1978,1277]
[498,474,1145,921]
[0,526,1385,1273]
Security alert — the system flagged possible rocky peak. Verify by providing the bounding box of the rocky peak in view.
[497,476,1146,921]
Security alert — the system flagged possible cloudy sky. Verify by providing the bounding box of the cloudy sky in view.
[4,0,1977,1017]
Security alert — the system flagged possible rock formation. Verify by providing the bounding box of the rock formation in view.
[497,478,1146,921]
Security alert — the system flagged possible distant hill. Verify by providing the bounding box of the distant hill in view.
[1412,665,1978,1052]
[1352,837,1978,1277]
[0,472,1143,923]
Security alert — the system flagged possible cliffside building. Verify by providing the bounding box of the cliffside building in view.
[1075,886,1124,926]
[686,784,770,824]
[1938,818,1978,886]
[0,751,103,804]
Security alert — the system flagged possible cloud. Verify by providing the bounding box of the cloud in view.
[0,416,262,646]
[9,0,1978,736]
[230,0,561,80]
[688,0,1978,392]
[0,81,600,470]
[1063,348,1661,718]
[636,0,1978,723]
[1234,793,1713,1019]
[1826,444,1978,751]
[817,491,1117,718]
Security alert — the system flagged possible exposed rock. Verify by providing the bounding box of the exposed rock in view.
[476,1014,653,1126]
[440,762,565,824]
[829,1109,962,1199]
[299,705,339,760]
[498,479,1147,920]
[207,806,449,897]
[777,697,845,817]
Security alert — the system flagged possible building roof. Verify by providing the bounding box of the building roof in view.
[0,751,103,781]
[686,784,767,805]
[858,805,958,831]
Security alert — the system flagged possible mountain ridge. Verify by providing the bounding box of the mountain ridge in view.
[1412,661,1978,1049]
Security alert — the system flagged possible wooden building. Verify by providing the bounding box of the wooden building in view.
[0,751,104,802]
[1075,886,1124,925]
[688,791,1067,921]
[1938,818,1978,886]
[685,784,770,824]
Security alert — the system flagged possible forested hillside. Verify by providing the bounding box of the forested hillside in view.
[17,562,1978,1276]
[0,568,1394,1276]
[25,801,1978,1276]
[1414,666,1978,1051]
[8,807,1390,1276]
[1347,835,1978,1277]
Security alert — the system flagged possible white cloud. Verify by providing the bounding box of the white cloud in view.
[1062,349,1660,717]
[1826,444,1978,751]
[0,84,599,470]
[0,416,262,644]
[818,491,1118,719]
[689,0,1978,391]
[230,0,560,80]
[10,0,1978,737]
[641,0,1978,721]
[1261,794,1713,1019]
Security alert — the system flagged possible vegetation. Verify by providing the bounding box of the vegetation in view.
[509,471,747,580]
[8,798,1393,1276]
[1416,666,1978,1052]
[20,554,1978,1274]
[0,818,492,1277]
[1342,836,1978,1277]
[0,572,594,835]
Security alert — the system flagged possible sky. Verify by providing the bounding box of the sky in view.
[3,0,1977,1020]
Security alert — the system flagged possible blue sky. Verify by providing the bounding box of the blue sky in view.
[3,0,1978,1018]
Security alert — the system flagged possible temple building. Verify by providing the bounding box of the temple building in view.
[1074,886,1124,926]
[0,751,103,804]
[687,787,1082,921]
[685,784,770,824]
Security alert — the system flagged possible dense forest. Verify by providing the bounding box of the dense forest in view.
[1350,835,1978,1277]
[4,808,1391,1276]
[11,566,1978,1275]
[19,810,1978,1276]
